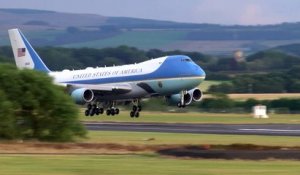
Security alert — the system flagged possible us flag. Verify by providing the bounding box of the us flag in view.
[17,48,26,57]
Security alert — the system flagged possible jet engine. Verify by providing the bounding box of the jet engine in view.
[166,93,192,106]
[71,88,94,104]
[188,88,203,102]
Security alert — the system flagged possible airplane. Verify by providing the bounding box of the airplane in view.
[8,28,206,118]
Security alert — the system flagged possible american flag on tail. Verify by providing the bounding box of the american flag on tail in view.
[17,48,26,57]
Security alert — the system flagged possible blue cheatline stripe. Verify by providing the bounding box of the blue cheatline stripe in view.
[62,55,206,85]
[19,30,50,72]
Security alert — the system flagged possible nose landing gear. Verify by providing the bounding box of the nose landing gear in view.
[177,90,187,108]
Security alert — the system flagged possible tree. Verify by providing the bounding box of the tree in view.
[200,94,234,110]
[0,64,86,141]
[0,90,16,139]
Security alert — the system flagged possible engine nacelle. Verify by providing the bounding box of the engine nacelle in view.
[166,93,192,106]
[71,88,94,105]
[188,88,203,102]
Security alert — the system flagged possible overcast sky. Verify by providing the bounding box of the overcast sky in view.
[1,0,300,25]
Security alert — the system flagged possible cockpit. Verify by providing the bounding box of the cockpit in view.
[181,58,192,62]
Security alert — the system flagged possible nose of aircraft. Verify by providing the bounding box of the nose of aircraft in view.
[194,63,206,78]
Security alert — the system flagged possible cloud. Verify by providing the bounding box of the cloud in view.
[238,3,284,25]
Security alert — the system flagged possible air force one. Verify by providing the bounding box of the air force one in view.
[8,28,206,118]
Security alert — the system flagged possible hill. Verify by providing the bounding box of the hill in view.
[1,8,300,54]
[273,44,300,57]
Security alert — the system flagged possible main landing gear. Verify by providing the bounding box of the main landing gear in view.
[130,105,142,118]
[84,100,143,118]
[129,99,142,118]
[85,104,104,116]
[105,107,120,116]
[84,102,120,117]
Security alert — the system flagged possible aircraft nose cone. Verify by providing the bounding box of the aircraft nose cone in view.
[194,65,206,78]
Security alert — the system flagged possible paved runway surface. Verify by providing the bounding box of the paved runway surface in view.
[85,122,300,136]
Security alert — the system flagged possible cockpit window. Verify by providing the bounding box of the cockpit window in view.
[181,58,191,62]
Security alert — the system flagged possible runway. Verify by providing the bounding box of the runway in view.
[84,122,300,136]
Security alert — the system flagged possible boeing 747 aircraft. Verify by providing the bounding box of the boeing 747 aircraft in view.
[8,28,205,117]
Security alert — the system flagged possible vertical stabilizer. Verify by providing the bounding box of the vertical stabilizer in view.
[8,28,50,72]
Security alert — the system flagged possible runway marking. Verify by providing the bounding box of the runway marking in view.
[239,129,300,132]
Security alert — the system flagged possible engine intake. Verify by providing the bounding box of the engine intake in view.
[71,88,94,104]
[189,88,203,102]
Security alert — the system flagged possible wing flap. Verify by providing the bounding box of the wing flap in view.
[67,83,132,94]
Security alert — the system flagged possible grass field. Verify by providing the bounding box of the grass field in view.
[86,130,300,147]
[0,155,299,175]
[228,93,300,100]
[80,111,300,124]
[62,31,187,49]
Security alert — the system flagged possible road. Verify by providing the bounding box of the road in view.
[84,122,300,136]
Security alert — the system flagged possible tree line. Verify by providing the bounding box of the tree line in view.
[198,94,300,113]
[1,45,300,72]
[208,66,300,93]
[1,45,300,93]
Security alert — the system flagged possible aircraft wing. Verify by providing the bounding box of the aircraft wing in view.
[67,83,132,94]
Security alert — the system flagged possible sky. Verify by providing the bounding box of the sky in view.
[1,0,300,25]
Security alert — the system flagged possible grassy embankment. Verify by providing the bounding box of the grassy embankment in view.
[0,155,299,175]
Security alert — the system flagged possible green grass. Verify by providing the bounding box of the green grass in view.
[80,111,300,124]
[26,30,66,42]
[86,130,300,147]
[0,155,299,175]
[62,31,187,49]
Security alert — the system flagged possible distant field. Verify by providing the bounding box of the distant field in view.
[228,93,300,100]
[0,30,65,46]
[26,30,66,42]
[62,30,187,49]
[163,39,300,54]
[0,155,299,175]
[80,111,300,124]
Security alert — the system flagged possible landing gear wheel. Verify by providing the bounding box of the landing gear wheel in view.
[99,108,104,114]
[95,108,100,115]
[111,109,115,116]
[106,109,111,116]
[130,99,142,118]
[90,110,95,116]
[115,108,119,115]
[130,111,135,118]
[85,109,89,116]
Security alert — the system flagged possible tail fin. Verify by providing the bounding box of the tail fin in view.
[8,28,50,72]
